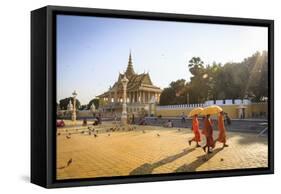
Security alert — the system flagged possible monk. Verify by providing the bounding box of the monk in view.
[215,111,229,148]
[188,114,201,147]
[202,114,215,153]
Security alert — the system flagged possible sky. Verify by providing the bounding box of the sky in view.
[56,15,268,104]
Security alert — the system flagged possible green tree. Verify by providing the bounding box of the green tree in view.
[59,97,81,110]
[159,79,188,105]
[188,57,204,76]
[188,57,210,103]
[88,98,100,110]
[160,51,268,106]
[244,51,268,101]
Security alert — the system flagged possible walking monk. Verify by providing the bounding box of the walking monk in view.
[188,114,201,147]
[215,111,229,148]
[202,115,215,153]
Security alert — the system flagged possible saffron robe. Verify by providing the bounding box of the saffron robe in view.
[203,117,215,148]
[192,116,201,142]
[217,114,226,143]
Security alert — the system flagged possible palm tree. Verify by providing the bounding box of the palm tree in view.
[188,57,204,76]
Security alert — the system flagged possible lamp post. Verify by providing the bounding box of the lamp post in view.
[71,90,77,122]
[121,75,129,125]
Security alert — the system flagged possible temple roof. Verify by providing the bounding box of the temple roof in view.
[97,52,162,97]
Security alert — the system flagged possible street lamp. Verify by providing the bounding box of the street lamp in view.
[71,90,77,122]
[121,75,129,125]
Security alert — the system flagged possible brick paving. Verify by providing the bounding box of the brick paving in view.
[56,121,268,180]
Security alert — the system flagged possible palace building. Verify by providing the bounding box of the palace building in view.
[97,52,162,116]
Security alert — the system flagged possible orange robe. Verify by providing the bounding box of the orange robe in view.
[192,116,201,142]
[203,117,215,148]
[217,114,226,143]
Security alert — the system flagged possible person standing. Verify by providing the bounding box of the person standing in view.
[188,114,201,147]
[132,113,135,124]
[181,112,186,123]
[202,114,215,153]
[215,111,229,148]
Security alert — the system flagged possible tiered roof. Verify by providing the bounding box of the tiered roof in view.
[98,52,161,97]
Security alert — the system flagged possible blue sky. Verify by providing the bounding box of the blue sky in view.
[57,15,268,104]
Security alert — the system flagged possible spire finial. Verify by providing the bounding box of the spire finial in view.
[128,50,132,64]
[125,50,135,77]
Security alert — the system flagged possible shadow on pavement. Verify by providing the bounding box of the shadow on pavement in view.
[174,147,224,173]
[129,147,196,175]
[237,134,268,145]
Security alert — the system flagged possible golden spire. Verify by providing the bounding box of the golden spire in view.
[125,50,135,78]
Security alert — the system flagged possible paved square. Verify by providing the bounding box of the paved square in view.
[56,121,268,180]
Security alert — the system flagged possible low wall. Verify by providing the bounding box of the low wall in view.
[155,103,267,119]
[144,117,268,133]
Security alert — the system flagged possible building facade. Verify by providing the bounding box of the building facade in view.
[98,52,162,116]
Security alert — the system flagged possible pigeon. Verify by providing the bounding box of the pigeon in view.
[66,135,71,139]
[157,134,160,137]
[108,134,111,136]
[57,132,61,136]
[81,131,84,134]
[94,134,98,138]
[220,158,224,161]
[67,158,72,166]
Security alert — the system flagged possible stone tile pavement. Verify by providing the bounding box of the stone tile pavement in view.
[56,121,268,180]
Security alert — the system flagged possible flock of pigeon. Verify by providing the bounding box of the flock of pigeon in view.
[57,124,185,170]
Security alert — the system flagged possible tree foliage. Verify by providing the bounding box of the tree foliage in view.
[159,51,268,105]
[87,98,100,110]
[59,97,81,110]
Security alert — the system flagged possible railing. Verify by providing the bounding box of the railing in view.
[157,103,205,110]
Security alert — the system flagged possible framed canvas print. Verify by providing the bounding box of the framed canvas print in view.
[31,5,274,188]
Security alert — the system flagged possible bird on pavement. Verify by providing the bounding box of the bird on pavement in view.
[67,158,72,166]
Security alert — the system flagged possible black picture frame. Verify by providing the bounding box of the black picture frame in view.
[31,5,274,188]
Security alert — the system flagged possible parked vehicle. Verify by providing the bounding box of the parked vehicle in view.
[56,120,65,127]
